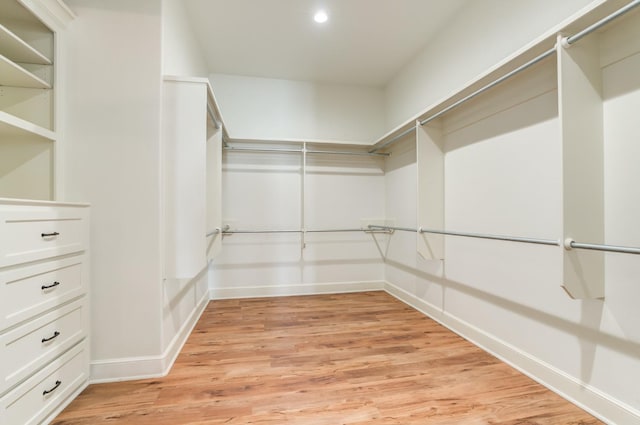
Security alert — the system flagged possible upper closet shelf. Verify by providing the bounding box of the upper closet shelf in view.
[164,75,228,138]
[0,54,50,88]
[368,0,632,152]
[0,110,55,141]
[0,23,51,64]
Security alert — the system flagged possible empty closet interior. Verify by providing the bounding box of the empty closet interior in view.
[1,0,640,424]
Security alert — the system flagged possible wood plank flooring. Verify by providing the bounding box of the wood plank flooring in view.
[53,291,602,424]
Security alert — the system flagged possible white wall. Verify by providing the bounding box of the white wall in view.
[600,19,640,413]
[209,73,385,143]
[210,150,386,298]
[63,0,211,382]
[161,0,208,77]
[160,0,211,367]
[384,0,597,130]
[63,0,164,374]
[383,31,640,422]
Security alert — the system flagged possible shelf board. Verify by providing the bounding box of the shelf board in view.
[0,24,51,65]
[0,54,50,89]
[0,110,55,141]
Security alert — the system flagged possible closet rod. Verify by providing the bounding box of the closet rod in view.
[565,0,640,45]
[565,239,640,255]
[206,225,229,237]
[306,228,392,234]
[206,228,221,237]
[368,225,418,233]
[417,47,556,127]
[420,228,559,246]
[225,145,390,157]
[222,228,391,235]
[223,229,302,234]
[370,46,556,153]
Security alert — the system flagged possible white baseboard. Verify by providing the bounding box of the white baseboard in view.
[161,287,210,374]
[209,280,385,300]
[383,281,640,425]
[89,288,209,384]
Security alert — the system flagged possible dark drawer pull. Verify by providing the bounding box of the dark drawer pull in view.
[43,380,62,396]
[42,331,60,343]
[41,232,60,238]
[41,281,61,290]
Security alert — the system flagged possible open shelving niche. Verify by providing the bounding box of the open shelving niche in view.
[0,0,74,201]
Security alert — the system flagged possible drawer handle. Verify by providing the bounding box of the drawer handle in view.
[41,281,61,290]
[43,380,62,396]
[42,331,60,343]
[41,232,60,238]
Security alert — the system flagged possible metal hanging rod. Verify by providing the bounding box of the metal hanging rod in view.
[370,0,640,154]
[565,0,640,45]
[223,229,302,234]
[368,224,418,233]
[564,239,640,255]
[370,46,556,153]
[307,228,392,234]
[206,228,221,237]
[419,48,556,127]
[221,228,392,235]
[370,126,415,153]
[420,228,559,246]
[206,225,229,237]
[225,145,390,157]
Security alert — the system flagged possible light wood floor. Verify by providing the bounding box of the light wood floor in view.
[53,292,601,424]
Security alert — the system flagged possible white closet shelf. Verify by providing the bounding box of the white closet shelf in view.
[369,0,631,152]
[0,23,51,65]
[0,110,55,141]
[0,54,50,89]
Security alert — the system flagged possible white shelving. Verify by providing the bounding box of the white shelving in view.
[0,54,50,89]
[0,110,55,141]
[0,23,51,65]
[0,0,69,201]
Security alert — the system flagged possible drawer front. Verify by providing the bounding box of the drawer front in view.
[0,300,86,395]
[0,342,87,425]
[0,208,88,267]
[0,256,85,330]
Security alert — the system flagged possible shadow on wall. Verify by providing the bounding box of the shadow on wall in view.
[442,57,558,153]
[381,258,640,388]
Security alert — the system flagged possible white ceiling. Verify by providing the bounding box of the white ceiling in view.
[183,0,468,87]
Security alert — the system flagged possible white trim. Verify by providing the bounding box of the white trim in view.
[0,196,89,207]
[209,280,385,300]
[89,287,209,384]
[89,356,164,384]
[383,281,640,425]
[160,287,210,374]
[18,0,76,31]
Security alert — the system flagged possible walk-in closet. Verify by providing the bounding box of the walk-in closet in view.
[1,0,639,424]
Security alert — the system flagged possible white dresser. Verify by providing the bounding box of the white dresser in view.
[0,199,89,425]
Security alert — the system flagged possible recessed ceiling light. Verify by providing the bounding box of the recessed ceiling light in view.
[314,10,328,24]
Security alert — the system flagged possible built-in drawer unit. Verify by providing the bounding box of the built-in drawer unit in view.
[0,207,87,267]
[0,299,86,395]
[0,255,85,330]
[0,342,87,425]
[0,199,90,424]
